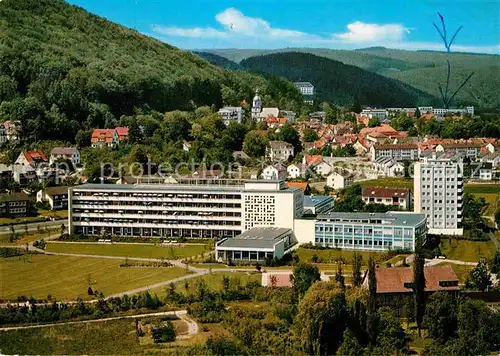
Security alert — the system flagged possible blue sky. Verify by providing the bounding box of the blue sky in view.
[68,0,500,53]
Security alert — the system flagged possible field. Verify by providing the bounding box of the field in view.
[46,242,211,260]
[465,184,500,195]
[440,238,496,262]
[440,262,475,284]
[150,272,262,297]
[472,192,500,220]
[296,247,388,265]
[358,178,413,190]
[0,254,187,301]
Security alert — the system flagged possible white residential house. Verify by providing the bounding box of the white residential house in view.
[480,151,500,169]
[362,187,411,210]
[435,143,482,160]
[370,144,419,162]
[372,157,405,177]
[314,161,332,177]
[261,164,287,180]
[287,163,306,179]
[36,186,69,210]
[218,106,244,125]
[293,82,315,95]
[485,143,500,154]
[182,140,192,152]
[0,123,7,145]
[478,162,493,181]
[326,171,353,190]
[50,147,80,166]
[267,141,294,162]
[257,108,280,122]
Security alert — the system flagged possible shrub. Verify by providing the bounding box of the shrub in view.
[151,321,176,343]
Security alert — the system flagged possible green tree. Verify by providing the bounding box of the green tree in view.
[366,256,378,344]
[270,123,301,153]
[335,262,345,288]
[303,128,318,142]
[151,321,176,343]
[352,252,363,287]
[335,329,363,356]
[243,131,268,158]
[413,235,426,337]
[465,258,492,292]
[424,292,458,343]
[295,283,348,355]
[292,262,321,298]
[368,118,380,127]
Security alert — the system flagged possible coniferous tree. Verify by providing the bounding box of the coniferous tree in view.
[366,256,378,344]
[413,235,426,337]
[352,252,363,287]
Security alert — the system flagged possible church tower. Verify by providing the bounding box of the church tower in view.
[251,89,262,119]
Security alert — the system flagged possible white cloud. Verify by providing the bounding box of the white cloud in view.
[153,25,228,39]
[334,21,410,43]
[151,9,499,54]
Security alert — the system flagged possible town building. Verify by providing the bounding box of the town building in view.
[363,265,459,309]
[2,121,19,141]
[293,82,315,96]
[414,155,464,235]
[232,151,250,161]
[36,186,70,210]
[362,187,411,210]
[50,147,81,166]
[370,143,419,162]
[0,192,30,218]
[285,182,311,195]
[435,142,482,160]
[267,141,294,162]
[326,171,353,190]
[314,211,427,251]
[261,164,287,180]
[303,195,335,216]
[257,108,280,122]
[68,179,304,238]
[251,89,262,119]
[372,157,405,177]
[361,108,388,120]
[480,151,500,169]
[0,123,7,145]
[114,127,129,142]
[287,163,306,179]
[11,164,37,186]
[215,227,295,263]
[218,106,244,125]
[15,150,48,169]
[91,129,117,148]
[477,162,493,181]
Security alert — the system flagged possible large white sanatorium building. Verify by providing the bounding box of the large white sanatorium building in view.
[68,180,304,238]
[414,156,463,235]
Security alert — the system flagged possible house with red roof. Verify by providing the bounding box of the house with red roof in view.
[15,150,48,169]
[362,187,411,210]
[115,127,129,142]
[362,265,459,309]
[91,129,117,148]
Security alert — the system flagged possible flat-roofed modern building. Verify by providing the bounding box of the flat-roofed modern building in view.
[314,211,427,251]
[68,179,304,239]
[303,195,335,215]
[414,155,463,235]
[215,227,295,262]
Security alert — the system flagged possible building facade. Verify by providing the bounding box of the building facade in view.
[314,212,427,252]
[68,179,304,238]
[267,141,294,162]
[215,227,295,263]
[414,156,463,235]
[0,193,30,218]
[37,186,69,210]
[362,187,411,210]
[218,107,244,125]
[50,147,81,166]
[370,144,419,162]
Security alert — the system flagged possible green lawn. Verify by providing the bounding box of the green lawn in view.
[358,178,413,190]
[440,262,475,284]
[440,238,497,262]
[0,216,50,226]
[0,254,187,301]
[296,247,387,265]
[46,242,211,260]
[472,192,500,219]
[39,209,69,219]
[464,184,500,195]
[150,272,262,297]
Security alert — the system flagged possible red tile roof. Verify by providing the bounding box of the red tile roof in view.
[303,154,323,166]
[23,150,47,164]
[374,266,459,294]
[362,187,410,199]
[286,181,310,192]
[91,129,115,143]
[115,127,129,140]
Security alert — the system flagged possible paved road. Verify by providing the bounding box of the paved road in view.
[425,258,478,267]
[0,219,65,234]
[0,310,191,332]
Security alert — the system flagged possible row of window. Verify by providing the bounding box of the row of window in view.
[72,217,241,226]
[74,192,243,200]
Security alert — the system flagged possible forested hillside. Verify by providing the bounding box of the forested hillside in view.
[207,48,499,108]
[0,0,302,142]
[194,52,241,70]
[241,52,437,107]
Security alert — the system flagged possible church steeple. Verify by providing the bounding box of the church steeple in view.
[251,89,262,119]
